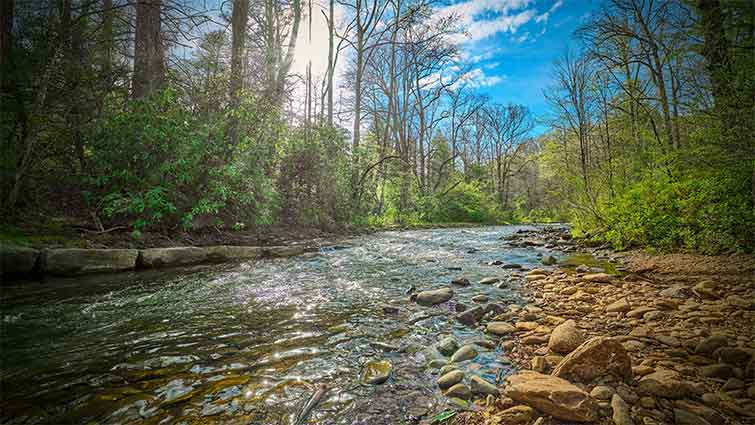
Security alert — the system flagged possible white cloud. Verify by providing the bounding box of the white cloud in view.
[455,68,505,89]
[534,0,564,24]
[437,0,536,42]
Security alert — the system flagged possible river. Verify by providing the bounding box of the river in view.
[0,225,568,424]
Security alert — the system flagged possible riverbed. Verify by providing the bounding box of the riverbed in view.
[0,225,569,424]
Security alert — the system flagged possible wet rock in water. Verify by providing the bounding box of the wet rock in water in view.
[542,255,557,265]
[381,305,399,314]
[445,383,472,400]
[695,334,729,356]
[692,280,719,299]
[548,319,585,354]
[606,298,632,313]
[1,245,39,277]
[472,295,489,303]
[470,376,499,395]
[447,266,463,271]
[370,341,400,352]
[451,345,478,362]
[488,260,503,266]
[143,355,199,368]
[486,321,516,336]
[437,336,459,357]
[637,369,693,399]
[47,248,139,275]
[504,371,598,422]
[552,337,633,384]
[428,359,447,369]
[575,264,590,273]
[611,394,634,425]
[451,277,471,286]
[479,276,500,285]
[457,306,486,326]
[437,370,465,389]
[454,302,468,313]
[158,379,196,405]
[495,405,534,424]
[502,263,522,269]
[415,288,454,306]
[582,273,613,283]
[362,360,392,385]
[405,285,417,295]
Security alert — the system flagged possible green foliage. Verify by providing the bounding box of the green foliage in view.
[88,89,277,231]
[576,172,754,254]
[424,181,500,224]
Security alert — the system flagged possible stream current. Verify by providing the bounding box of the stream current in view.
[1,225,567,424]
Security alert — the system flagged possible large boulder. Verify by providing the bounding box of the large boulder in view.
[548,319,585,354]
[552,336,633,384]
[204,245,263,262]
[416,288,454,306]
[1,245,40,277]
[138,247,208,268]
[46,249,138,275]
[505,371,598,422]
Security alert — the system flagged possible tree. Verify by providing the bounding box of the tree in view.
[133,0,164,99]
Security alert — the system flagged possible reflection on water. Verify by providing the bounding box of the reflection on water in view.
[1,226,565,424]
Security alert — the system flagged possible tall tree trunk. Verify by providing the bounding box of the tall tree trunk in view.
[351,24,364,200]
[326,0,334,125]
[229,0,249,147]
[133,0,164,99]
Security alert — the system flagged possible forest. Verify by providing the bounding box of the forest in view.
[1,0,753,254]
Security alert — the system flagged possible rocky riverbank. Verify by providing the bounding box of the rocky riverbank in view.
[402,229,755,425]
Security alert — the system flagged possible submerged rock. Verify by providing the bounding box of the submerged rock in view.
[437,370,464,389]
[505,371,598,422]
[451,277,471,286]
[361,360,392,385]
[445,383,471,400]
[450,345,478,362]
[437,336,459,356]
[479,277,500,285]
[415,288,454,306]
[486,322,516,336]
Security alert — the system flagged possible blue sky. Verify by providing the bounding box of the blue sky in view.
[437,0,601,134]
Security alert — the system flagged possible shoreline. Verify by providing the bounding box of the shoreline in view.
[442,232,755,425]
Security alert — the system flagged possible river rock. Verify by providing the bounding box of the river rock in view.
[451,345,478,362]
[590,385,614,401]
[552,336,633,383]
[611,394,634,425]
[416,288,454,306]
[542,255,557,265]
[437,337,459,356]
[695,334,729,356]
[472,295,489,303]
[659,284,692,298]
[548,319,585,354]
[456,306,485,326]
[495,405,534,424]
[502,263,522,269]
[582,273,613,283]
[479,276,500,284]
[1,245,39,276]
[504,371,598,422]
[715,347,751,366]
[637,369,692,399]
[692,280,719,299]
[700,364,736,379]
[606,298,631,313]
[451,277,470,286]
[265,246,307,257]
[437,370,464,389]
[674,408,712,425]
[46,248,139,275]
[470,376,499,395]
[361,360,392,385]
[445,383,471,400]
[139,247,208,268]
[486,322,516,336]
[204,245,263,262]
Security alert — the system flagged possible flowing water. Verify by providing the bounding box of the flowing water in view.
[1,225,567,425]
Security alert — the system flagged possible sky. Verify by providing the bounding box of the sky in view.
[291,0,602,136]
